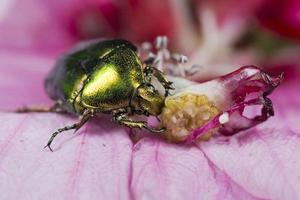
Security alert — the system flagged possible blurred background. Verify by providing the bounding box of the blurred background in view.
[0,0,299,108]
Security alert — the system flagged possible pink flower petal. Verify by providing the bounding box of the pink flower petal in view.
[130,138,264,199]
[0,50,52,111]
[0,113,133,199]
[0,111,268,200]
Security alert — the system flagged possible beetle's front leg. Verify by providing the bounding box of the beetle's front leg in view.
[144,66,174,96]
[44,109,94,151]
[112,110,165,133]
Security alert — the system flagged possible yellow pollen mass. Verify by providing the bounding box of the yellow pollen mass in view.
[160,93,220,142]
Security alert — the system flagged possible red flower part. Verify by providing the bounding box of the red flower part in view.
[256,0,300,39]
[67,1,121,40]
[186,66,283,142]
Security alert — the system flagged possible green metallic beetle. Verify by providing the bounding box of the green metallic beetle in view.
[20,39,174,151]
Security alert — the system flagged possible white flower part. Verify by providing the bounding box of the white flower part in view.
[167,75,231,110]
[155,36,168,49]
[140,42,152,53]
[219,112,229,124]
[139,36,190,77]
[153,40,170,71]
[181,8,247,80]
[172,54,188,63]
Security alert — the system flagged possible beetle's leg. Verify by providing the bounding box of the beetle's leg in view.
[17,100,65,113]
[143,66,174,96]
[112,111,165,133]
[44,109,94,151]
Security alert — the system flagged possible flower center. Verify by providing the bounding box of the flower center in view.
[160,93,220,142]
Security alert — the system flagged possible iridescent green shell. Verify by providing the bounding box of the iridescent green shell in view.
[45,39,144,114]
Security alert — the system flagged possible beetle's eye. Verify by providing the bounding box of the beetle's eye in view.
[141,83,155,93]
[145,83,155,92]
[148,85,155,92]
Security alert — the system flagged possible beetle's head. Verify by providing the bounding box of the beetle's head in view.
[132,83,165,116]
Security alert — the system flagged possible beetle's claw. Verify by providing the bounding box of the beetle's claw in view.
[44,143,53,152]
[164,82,175,97]
[167,82,175,90]
[164,90,170,97]
[163,81,174,90]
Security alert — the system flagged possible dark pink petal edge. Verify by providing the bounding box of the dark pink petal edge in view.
[186,66,283,142]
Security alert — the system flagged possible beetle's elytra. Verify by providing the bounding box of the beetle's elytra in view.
[20,39,174,151]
